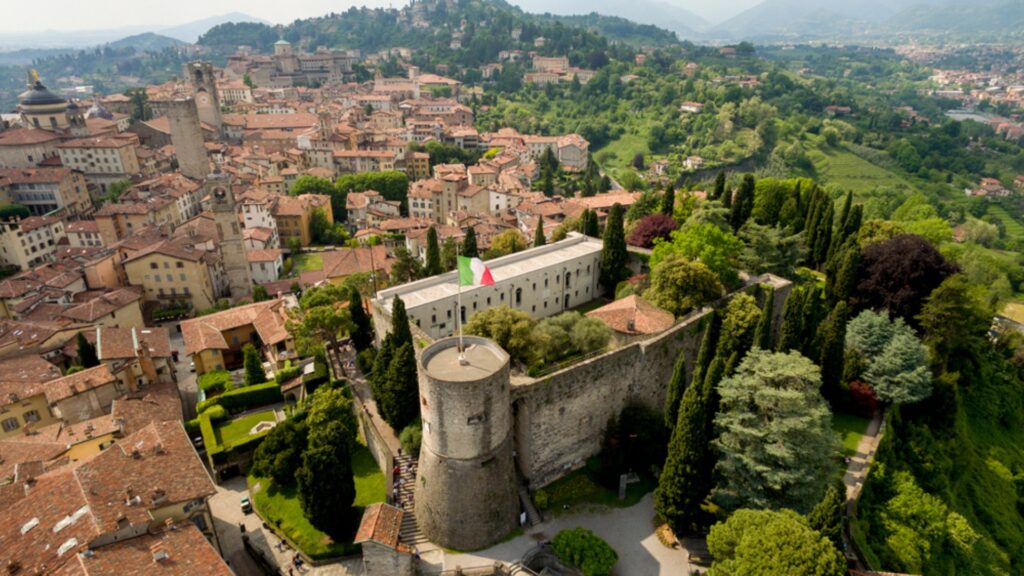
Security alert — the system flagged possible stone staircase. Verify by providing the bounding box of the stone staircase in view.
[518,486,542,527]
[395,454,429,547]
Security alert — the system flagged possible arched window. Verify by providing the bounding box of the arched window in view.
[515,287,522,305]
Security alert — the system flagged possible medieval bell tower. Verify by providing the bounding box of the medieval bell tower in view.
[206,169,252,300]
[186,62,223,133]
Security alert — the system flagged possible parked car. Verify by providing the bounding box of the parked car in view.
[241,496,253,514]
[189,360,195,372]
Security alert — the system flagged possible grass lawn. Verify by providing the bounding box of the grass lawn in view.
[292,253,323,273]
[215,410,277,448]
[538,459,655,516]
[597,131,649,174]
[249,440,385,560]
[832,411,871,457]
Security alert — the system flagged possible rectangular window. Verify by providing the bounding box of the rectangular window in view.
[1,417,17,432]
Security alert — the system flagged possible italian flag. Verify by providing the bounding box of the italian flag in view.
[458,256,495,287]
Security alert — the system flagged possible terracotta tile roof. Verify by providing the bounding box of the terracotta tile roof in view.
[74,421,216,530]
[354,503,406,550]
[223,113,317,130]
[180,298,292,355]
[0,319,87,356]
[345,190,383,210]
[70,522,232,576]
[43,364,118,404]
[19,215,63,232]
[66,221,100,234]
[243,227,274,243]
[586,295,675,335]
[62,288,142,323]
[95,326,172,360]
[58,136,135,149]
[246,248,283,263]
[0,127,62,146]
[0,167,72,184]
[110,381,182,435]
[121,238,212,265]
[0,354,63,392]
[0,438,67,481]
[322,246,391,280]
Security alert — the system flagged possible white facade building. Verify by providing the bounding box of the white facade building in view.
[374,233,603,340]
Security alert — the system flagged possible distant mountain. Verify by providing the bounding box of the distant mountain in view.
[107,33,186,52]
[708,0,1019,41]
[159,12,269,44]
[512,0,709,36]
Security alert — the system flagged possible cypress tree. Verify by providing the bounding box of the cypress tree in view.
[425,226,442,276]
[837,191,853,233]
[380,342,420,430]
[741,174,755,223]
[700,355,727,475]
[713,170,726,201]
[753,288,775,350]
[586,210,600,237]
[813,201,834,268]
[809,479,846,549]
[777,288,805,352]
[729,187,745,231]
[816,301,848,407]
[389,296,412,349]
[243,343,267,386]
[690,313,721,388]
[76,332,99,368]
[534,214,546,247]
[296,421,355,539]
[599,203,628,295]
[799,286,826,357]
[462,226,479,258]
[803,186,823,245]
[664,352,687,430]
[370,335,394,401]
[721,181,733,208]
[839,204,863,245]
[832,244,860,305]
[655,374,709,533]
[348,288,373,352]
[661,185,676,216]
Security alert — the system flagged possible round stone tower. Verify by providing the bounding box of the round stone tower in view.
[414,336,518,551]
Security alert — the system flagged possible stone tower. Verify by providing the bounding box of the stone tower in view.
[414,336,518,550]
[206,170,251,300]
[185,62,222,131]
[166,97,209,180]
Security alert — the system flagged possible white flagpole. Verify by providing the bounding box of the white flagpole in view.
[456,241,466,362]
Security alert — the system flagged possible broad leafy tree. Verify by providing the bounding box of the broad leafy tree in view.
[295,420,355,538]
[644,256,724,317]
[464,306,535,363]
[626,213,677,248]
[707,509,845,576]
[651,222,744,287]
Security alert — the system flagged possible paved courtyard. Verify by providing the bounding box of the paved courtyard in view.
[442,494,695,576]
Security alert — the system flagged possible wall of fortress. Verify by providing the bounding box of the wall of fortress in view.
[511,274,792,489]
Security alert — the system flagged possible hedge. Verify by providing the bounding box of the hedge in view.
[197,381,283,414]
[198,370,232,394]
[274,361,302,384]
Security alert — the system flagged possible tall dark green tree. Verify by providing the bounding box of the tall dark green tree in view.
[379,342,420,431]
[425,226,442,276]
[826,243,860,307]
[713,170,726,201]
[808,479,846,549]
[599,203,629,295]
[296,420,355,538]
[816,301,848,406]
[370,336,394,400]
[390,296,412,349]
[664,352,687,430]
[655,372,711,533]
[243,343,266,386]
[690,313,721,389]
[462,226,479,258]
[778,288,806,353]
[585,210,600,237]
[661,185,676,216]
[348,288,373,352]
[76,332,99,368]
[812,202,834,268]
[534,215,546,247]
[753,288,775,350]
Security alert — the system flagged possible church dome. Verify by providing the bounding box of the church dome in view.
[18,81,66,107]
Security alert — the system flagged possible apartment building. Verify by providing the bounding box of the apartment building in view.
[0,167,92,217]
[273,193,333,247]
[0,215,66,269]
[122,239,227,312]
[181,297,296,376]
[57,135,142,195]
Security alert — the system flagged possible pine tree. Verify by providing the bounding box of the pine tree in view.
[713,170,726,201]
[462,226,479,258]
[661,185,676,216]
[534,215,546,247]
[808,480,846,549]
[599,203,628,295]
[816,302,848,406]
[243,343,266,386]
[390,296,412,349]
[753,288,775,350]
[425,226,442,276]
[664,352,687,430]
[380,342,420,430]
[348,288,373,352]
[76,332,99,368]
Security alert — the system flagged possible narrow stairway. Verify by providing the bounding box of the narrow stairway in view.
[395,453,429,547]
[519,485,542,527]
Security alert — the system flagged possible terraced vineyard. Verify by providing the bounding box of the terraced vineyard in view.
[985,204,1024,242]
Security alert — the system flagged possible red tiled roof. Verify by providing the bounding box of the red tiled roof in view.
[0,128,62,146]
[354,503,407,551]
[321,246,391,280]
[180,298,292,355]
[62,288,141,323]
[0,167,72,184]
[70,522,232,576]
[586,294,675,335]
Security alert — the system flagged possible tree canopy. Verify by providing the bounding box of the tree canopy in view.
[707,509,845,576]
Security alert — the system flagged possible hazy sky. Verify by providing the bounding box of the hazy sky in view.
[0,0,760,33]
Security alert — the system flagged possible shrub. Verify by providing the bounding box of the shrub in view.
[184,418,200,436]
[400,421,422,457]
[274,361,302,384]
[534,489,550,511]
[197,381,282,414]
[198,370,232,394]
[356,348,376,374]
[202,404,229,422]
[552,527,618,576]
[848,380,878,418]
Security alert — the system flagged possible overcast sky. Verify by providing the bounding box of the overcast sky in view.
[0,0,760,33]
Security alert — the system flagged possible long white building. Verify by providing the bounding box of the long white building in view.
[374,233,603,340]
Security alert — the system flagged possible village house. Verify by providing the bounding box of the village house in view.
[181,297,296,375]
